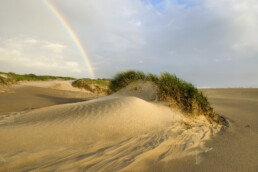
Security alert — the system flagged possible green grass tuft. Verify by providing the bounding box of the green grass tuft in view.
[109,70,146,93]
[109,70,226,125]
[72,78,110,94]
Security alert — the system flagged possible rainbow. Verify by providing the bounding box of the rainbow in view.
[42,0,95,78]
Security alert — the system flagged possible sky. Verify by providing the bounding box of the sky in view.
[0,0,258,87]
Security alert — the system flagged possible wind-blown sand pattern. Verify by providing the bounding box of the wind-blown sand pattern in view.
[0,82,222,171]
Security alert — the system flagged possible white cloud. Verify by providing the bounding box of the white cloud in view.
[232,42,258,54]
[24,39,38,44]
[0,37,84,76]
[65,61,79,67]
[44,43,65,53]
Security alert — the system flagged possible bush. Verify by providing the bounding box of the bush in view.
[72,78,110,94]
[109,70,217,120]
[0,76,8,85]
[72,79,94,92]
[109,70,147,92]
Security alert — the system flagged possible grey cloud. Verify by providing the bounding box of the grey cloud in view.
[0,0,258,87]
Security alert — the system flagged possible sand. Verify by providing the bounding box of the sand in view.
[151,89,258,172]
[0,82,257,171]
[19,80,95,93]
[0,83,96,113]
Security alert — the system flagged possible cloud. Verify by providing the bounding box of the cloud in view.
[44,43,65,53]
[24,39,38,44]
[0,0,258,86]
[0,37,83,76]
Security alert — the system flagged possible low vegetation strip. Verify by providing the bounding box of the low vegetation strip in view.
[0,72,75,86]
[72,78,110,94]
[109,70,228,125]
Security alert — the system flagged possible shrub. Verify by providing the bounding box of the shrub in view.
[72,78,110,94]
[146,73,159,84]
[109,70,147,93]
[0,76,8,85]
[108,70,224,124]
[72,79,93,92]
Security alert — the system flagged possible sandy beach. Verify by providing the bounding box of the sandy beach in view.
[0,82,257,171]
[2,0,258,171]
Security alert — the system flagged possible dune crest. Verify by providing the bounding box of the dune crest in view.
[0,82,222,171]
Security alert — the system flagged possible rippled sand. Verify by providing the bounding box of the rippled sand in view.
[0,82,225,171]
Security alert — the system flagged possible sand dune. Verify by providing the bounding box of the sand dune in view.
[0,82,222,171]
[0,85,256,171]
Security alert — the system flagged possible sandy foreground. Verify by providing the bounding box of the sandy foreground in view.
[0,82,257,171]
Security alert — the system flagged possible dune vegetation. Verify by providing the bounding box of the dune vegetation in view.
[0,70,227,125]
[72,78,110,94]
[109,70,228,125]
[0,72,75,86]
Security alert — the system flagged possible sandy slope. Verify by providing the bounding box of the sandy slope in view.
[0,81,222,171]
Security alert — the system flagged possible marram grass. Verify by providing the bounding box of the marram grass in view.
[72,78,110,94]
[109,70,228,125]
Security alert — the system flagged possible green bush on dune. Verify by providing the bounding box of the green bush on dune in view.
[109,70,146,92]
[72,78,110,94]
[109,70,227,125]
[158,72,213,113]
[0,70,227,125]
[0,76,9,85]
